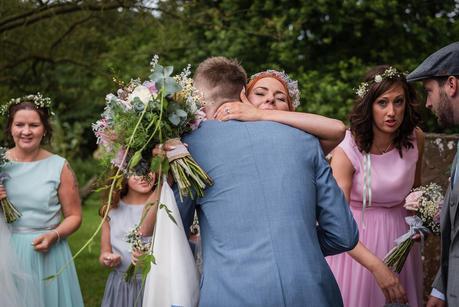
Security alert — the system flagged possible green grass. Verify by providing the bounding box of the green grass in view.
[68,195,110,307]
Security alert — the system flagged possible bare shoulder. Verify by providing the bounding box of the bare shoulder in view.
[60,160,79,187]
[330,147,354,172]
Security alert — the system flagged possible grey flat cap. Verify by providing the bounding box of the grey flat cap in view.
[407,42,459,82]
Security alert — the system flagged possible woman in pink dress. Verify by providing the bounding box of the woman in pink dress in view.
[327,65,424,306]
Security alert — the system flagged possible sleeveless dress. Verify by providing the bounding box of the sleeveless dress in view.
[327,130,422,307]
[101,200,145,307]
[4,154,84,307]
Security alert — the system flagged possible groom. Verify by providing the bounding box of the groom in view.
[176,56,358,307]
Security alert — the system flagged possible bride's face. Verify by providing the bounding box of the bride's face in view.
[247,77,290,111]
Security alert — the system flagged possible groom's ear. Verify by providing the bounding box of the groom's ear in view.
[448,76,458,97]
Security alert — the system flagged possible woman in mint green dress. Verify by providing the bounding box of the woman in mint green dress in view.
[0,94,84,307]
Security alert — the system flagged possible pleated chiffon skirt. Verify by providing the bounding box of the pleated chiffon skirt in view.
[102,270,144,307]
[327,205,423,307]
[11,231,84,307]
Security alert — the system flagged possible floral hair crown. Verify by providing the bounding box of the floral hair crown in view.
[355,67,404,98]
[250,70,301,108]
[0,92,54,116]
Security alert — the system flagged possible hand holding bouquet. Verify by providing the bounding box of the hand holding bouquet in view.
[48,56,211,281]
[93,55,212,198]
[124,225,153,282]
[0,147,21,223]
[384,183,443,273]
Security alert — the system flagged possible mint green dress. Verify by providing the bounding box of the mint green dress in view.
[4,154,84,307]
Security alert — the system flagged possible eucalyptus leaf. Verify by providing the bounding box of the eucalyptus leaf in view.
[175,109,188,117]
[163,66,174,77]
[163,77,181,95]
[168,113,180,126]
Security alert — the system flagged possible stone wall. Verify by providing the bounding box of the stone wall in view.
[422,133,458,302]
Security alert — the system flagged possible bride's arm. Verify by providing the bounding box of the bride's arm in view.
[256,110,345,155]
[214,96,345,155]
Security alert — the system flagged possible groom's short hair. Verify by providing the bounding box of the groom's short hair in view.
[194,57,247,105]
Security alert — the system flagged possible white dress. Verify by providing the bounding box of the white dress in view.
[0,216,43,307]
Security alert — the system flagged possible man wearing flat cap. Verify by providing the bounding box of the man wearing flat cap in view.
[408,41,459,307]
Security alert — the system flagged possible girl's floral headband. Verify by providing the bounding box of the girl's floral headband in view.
[0,92,54,116]
[250,70,301,109]
[355,67,404,98]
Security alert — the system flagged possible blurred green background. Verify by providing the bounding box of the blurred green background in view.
[2,1,459,305]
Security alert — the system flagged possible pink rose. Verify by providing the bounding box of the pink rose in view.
[404,190,423,211]
[143,81,158,95]
[190,108,206,130]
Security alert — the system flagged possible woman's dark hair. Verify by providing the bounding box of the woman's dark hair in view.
[4,102,53,145]
[349,65,421,156]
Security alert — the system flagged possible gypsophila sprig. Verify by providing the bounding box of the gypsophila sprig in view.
[355,66,404,98]
[384,182,443,273]
[0,93,53,116]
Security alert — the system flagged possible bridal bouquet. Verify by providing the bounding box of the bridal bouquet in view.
[46,56,211,281]
[0,147,21,223]
[384,183,443,273]
[93,55,212,199]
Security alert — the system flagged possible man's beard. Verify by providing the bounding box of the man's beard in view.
[437,89,455,127]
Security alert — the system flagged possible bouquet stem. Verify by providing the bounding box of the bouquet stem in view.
[1,198,21,223]
[383,238,414,273]
[170,155,213,200]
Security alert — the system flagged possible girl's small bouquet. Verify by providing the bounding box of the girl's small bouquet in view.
[0,147,21,223]
[384,183,443,273]
[93,55,212,199]
[124,225,153,282]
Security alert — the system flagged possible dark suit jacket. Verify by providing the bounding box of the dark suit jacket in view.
[433,154,459,305]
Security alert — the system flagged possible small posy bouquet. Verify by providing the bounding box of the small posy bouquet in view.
[0,147,21,223]
[384,183,443,273]
[93,55,212,199]
[124,225,153,282]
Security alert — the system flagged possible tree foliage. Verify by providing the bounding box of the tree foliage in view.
[1,0,459,156]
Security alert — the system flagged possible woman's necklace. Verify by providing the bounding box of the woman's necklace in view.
[374,142,393,155]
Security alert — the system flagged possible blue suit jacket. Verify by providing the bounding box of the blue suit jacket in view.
[176,120,358,307]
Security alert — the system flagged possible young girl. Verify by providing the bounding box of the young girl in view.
[99,172,158,307]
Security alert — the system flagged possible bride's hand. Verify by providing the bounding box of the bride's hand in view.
[214,91,261,121]
[214,101,262,121]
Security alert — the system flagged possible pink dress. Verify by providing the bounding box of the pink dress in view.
[327,130,422,307]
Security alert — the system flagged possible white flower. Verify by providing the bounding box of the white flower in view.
[128,85,152,105]
[374,75,383,83]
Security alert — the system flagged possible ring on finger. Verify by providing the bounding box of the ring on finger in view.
[225,108,230,114]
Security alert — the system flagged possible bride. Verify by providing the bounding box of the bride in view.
[0,215,43,307]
